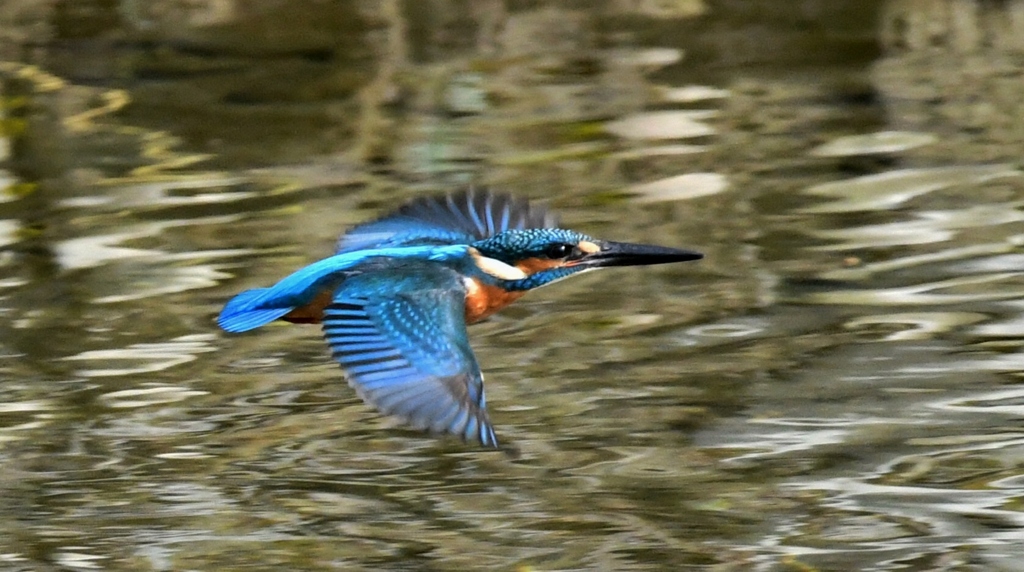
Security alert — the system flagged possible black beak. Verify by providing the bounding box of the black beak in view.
[579,241,704,268]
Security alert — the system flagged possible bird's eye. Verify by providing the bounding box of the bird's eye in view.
[542,243,574,258]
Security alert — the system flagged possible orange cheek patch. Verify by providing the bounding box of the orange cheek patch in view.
[515,257,565,274]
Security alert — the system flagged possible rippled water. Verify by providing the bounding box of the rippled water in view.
[2,2,1024,571]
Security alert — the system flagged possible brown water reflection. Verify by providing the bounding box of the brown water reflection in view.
[2,1,1024,571]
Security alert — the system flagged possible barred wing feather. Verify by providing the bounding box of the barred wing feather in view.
[337,188,557,253]
[322,270,498,447]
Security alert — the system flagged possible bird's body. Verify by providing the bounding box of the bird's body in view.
[219,190,702,448]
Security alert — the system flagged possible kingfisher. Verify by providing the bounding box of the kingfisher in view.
[218,189,702,448]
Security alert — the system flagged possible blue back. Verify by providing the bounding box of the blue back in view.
[336,188,557,253]
[217,245,469,333]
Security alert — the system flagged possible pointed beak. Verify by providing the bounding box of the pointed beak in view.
[578,241,704,268]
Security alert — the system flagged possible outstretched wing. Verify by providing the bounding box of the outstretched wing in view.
[337,188,558,253]
[322,263,498,447]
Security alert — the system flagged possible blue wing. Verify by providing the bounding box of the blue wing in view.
[218,245,467,333]
[322,263,498,447]
[337,188,558,253]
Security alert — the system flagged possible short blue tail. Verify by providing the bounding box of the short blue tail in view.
[218,288,296,333]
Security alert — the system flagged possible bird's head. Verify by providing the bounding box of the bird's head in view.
[469,228,703,291]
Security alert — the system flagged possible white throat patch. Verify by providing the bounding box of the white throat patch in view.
[468,248,528,280]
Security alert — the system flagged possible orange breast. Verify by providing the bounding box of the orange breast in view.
[283,280,526,326]
[282,288,334,324]
[464,278,525,323]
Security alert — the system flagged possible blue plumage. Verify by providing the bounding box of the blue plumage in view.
[323,263,496,446]
[218,289,294,333]
[218,245,468,333]
[337,188,556,253]
[218,189,703,448]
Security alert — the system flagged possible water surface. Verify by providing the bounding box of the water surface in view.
[1,2,1023,570]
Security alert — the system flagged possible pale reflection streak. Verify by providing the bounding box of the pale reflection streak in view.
[805,273,1022,305]
[98,386,210,408]
[800,164,1021,213]
[93,263,236,303]
[844,312,986,341]
[0,400,57,442]
[55,216,247,271]
[658,85,730,103]
[73,174,253,209]
[810,130,937,157]
[52,217,250,303]
[43,174,263,305]
[62,333,218,377]
[930,388,1024,415]
[56,232,164,270]
[0,219,16,248]
[913,352,1024,376]
[54,551,106,570]
[820,243,1013,281]
[609,47,683,68]
[714,417,902,462]
[810,205,1024,250]
[605,110,717,140]
[607,77,727,209]
[972,300,1024,337]
[795,476,1024,530]
[0,400,53,413]
[629,172,729,203]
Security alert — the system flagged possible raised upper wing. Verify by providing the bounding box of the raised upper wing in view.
[322,263,498,447]
[336,188,557,253]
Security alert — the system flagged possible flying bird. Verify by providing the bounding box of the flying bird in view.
[218,189,702,447]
